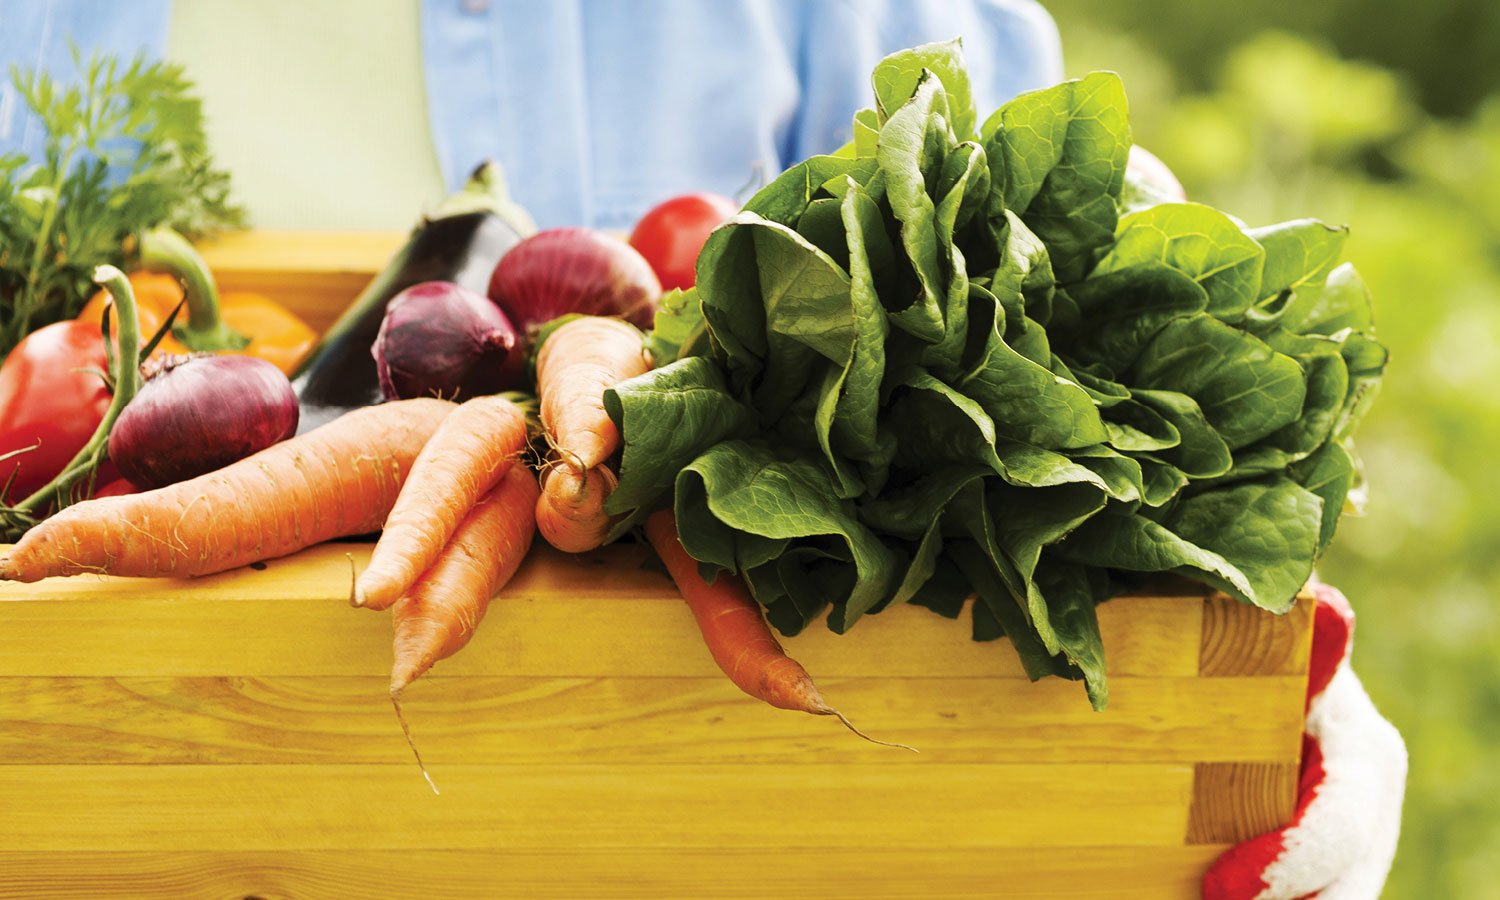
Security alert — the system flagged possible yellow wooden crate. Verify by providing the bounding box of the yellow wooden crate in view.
[0,234,1315,899]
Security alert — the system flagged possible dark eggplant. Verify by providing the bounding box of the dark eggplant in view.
[291,161,534,433]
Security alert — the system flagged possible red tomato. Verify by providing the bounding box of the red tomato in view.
[0,321,113,501]
[90,476,139,499]
[628,193,739,291]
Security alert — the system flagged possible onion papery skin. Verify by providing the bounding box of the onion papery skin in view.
[373,281,520,401]
[488,228,662,331]
[108,354,299,489]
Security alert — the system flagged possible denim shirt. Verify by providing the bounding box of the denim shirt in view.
[421,0,1063,229]
[1,1,1062,231]
[0,0,171,157]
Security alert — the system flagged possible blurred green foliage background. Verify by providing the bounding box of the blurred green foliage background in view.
[1046,3,1500,895]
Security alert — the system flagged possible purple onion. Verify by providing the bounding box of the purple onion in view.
[108,354,299,489]
[372,281,520,401]
[487,227,662,331]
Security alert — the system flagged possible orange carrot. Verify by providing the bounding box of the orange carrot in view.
[388,464,539,791]
[535,463,616,553]
[0,398,454,582]
[643,509,914,750]
[390,465,539,696]
[353,394,529,611]
[534,316,650,472]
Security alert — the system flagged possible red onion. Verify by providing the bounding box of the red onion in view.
[487,227,662,331]
[108,354,298,489]
[372,281,519,400]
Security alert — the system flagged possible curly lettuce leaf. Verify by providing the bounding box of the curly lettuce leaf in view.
[1129,314,1307,450]
[608,42,1386,709]
[871,38,977,140]
[982,72,1131,282]
[603,357,756,533]
[676,440,900,632]
[1096,203,1266,318]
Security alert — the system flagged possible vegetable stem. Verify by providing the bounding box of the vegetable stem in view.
[428,159,536,235]
[17,145,77,338]
[11,265,143,518]
[137,225,250,352]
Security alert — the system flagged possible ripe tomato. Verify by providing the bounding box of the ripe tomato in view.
[90,476,138,499]
[0,321,113,501]
[628,193,739,291]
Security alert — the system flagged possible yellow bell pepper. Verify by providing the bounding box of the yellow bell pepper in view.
[82,227,317,375]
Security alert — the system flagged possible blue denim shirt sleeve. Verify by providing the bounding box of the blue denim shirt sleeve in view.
[0,0,172,157]
[422,0,1062,230]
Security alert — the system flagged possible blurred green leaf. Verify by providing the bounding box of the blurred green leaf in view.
[1049,15,1500,896]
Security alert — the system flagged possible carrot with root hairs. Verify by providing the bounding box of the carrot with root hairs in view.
[535,463,616,553]
[644,509,915,751]
[353,394,530,610]
[531,316,649,552]
[534,316,650,472]
[389,463,539,792]
[0,398,454,582]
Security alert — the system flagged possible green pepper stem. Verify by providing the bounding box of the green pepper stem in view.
[137,225,250,352]
[15,265,144,516]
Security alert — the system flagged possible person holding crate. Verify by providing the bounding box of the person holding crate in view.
[0,2,1406,897]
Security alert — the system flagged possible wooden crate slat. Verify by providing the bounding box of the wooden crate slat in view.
[198,230,401,334]
[0,848,1227,900]
[1186,762,1302,845]
[0,546,1204,680]
[0,674,1305,766]
[0,227,1320,891]
[197,230,404,274]
[0,542,668,603]
[1,763,1193,852]
[1199,592,1316,677]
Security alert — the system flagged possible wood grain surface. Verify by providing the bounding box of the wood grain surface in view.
[0,848,1228,900]
[1187,762,1304,844]
[0,544,1205,679]
[1200,590,1317,677]
[0,529,1313,897]
[197,230,403,333]
[0,231,1318,896]
[4,763,1193,851]
[0,675,1304,765]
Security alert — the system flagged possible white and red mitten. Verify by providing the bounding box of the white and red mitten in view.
[1203,583,1407,899]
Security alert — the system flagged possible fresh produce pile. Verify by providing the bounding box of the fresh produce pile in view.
[0,52,244,355]
[607,40,1386,708]
[0,39,1386,777]
[0,52,315,517]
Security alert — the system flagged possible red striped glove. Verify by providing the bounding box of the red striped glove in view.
[1203,583,1407,899]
